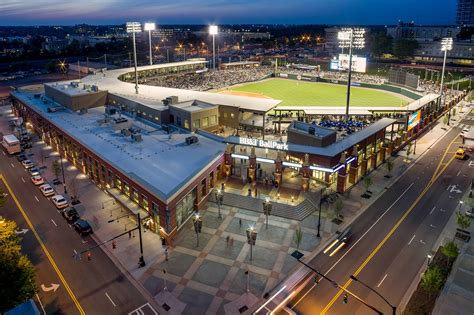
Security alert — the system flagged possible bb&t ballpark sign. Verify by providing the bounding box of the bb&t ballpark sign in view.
[238,137,288,151]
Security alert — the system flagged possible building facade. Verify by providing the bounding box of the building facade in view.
[457,0,474,26]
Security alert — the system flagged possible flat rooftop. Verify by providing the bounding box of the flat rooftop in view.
[289,121,336,137]
[45,81,102,97]
[12,89,226,202]
[170,100,217,112]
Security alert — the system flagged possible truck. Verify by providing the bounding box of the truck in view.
[2,134,21,155]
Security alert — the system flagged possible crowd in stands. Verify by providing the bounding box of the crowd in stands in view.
[317,119,369,135]
[142,67,273,91]
[278,67,386,85]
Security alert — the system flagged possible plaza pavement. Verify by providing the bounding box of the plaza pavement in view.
[6,99,470,314]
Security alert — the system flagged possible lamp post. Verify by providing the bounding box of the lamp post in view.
[193,213,202,247]
[440,37,453,110]
[215,188,223,219]
[209,25,218,71]
[144,23,156,66]
[246,226,257,261]
[317,187,326,237]
[59,157,67,194]
[126,22,142,94]
[263,197,272,230]
[338,28,365,121]
[350,275,396,315]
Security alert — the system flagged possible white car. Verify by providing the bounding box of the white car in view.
[22,159,34,169]
[31,175,44,186]
[39,184,55,197]
[51,195,68,209]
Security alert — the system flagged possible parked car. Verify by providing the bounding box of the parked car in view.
[21,159,34,169]
[455,148,466,160]
[31,175,44,186]
[51,195,68,209]
[16,153,27,162]
[21,142,32,149]
[29,167,40,176]
[73,219,93,236]
[61,207,80,222]
[466,208,474,218]
[39,184,55,197]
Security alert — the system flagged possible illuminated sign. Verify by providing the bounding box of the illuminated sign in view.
[407,111,421,131]
[238,138,288,151]
[338,54,367,73]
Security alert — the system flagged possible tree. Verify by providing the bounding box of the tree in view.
[452,108,456,117]
[441,241,459,268]
[52,160,62,180]
[459,104,463,113]
[393,39,420,60]
[363,176,372,192]
[421,266,444,297]
[334,198,344,219]
[294,226,303,250]
[443,115,449,126]
[386,159,394,176]
[406,143,413,160]
[367,32,393,57]
[0,219,37,312]
[456,211,471,231]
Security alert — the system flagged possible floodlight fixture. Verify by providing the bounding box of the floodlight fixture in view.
[209,25,218,35]
[126,21,141,94]
[338,28,365,49]
[209,25,219,70]
[144,22,156,31]
[126,22,142,33]
[441,37,453,51]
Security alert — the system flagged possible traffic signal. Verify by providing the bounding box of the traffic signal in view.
[342,293,348,304]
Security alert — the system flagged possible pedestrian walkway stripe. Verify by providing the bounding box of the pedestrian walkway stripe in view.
[0,175,85,315]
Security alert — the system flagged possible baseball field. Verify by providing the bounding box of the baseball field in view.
[220,78,410,107]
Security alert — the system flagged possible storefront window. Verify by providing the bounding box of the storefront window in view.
[115,177,122,189]
[194,119,200,128]
[142,195,149,211]
[132,189,139,203]
[123,182,130,196]
[210,115,217,125]
[201,117,209,127]
[176,189,196,227]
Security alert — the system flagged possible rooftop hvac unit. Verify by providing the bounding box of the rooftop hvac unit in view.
[105,107,116,115]
[129,127,141,134]
[121,129,131,137]
[309,127,315,135]
[91,85,99,92]
[131,134,142,142]
[162,96,179,106]
[161,125,170,133]
[185,136,199,145]
[70,82,79,88]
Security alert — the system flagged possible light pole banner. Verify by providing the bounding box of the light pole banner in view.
[408,111,421,131]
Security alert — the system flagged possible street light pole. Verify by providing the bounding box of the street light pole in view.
[350,275,396,315]
[440,37,453,110]
[317,187,325,237]
[263,198,272,230]
[137,212,145,267]
[246,227,257,261]
[215,189,223,219]
[59,157,67,194]
[126,22,142,94]
[193,213,202,247]
[291,251,383,315]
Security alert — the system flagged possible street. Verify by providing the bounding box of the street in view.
[290,126,472,314]
[0,113,156,314]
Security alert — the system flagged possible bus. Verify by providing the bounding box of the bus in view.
[2,134,21,155]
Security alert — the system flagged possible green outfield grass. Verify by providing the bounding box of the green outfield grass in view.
[228,78,409,107]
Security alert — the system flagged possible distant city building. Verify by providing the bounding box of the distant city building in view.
[386,22,460,41]
[324,27,368,55]
[414,40,474,64]
[457,0,474,26]
[42,37,69,52]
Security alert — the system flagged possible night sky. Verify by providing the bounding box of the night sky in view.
[0,0,457,26]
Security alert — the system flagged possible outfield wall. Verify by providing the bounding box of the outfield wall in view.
[275,73,422,100]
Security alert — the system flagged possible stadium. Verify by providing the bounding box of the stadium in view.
[10,59,464,238]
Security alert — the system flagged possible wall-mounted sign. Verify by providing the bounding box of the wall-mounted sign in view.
[238,137,288,151]
[407,111,421,131]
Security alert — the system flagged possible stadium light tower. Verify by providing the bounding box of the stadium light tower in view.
[209,25,218,70]
[338,28,365,120]
[144,22,156,66]
[126,22,142,94]
[440,37,453,108]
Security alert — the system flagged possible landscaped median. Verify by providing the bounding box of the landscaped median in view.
[403,241,460,315]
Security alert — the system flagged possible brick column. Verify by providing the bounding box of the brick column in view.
[274,151,283,186]
[248,147,257,187]
[349,159,359,184]
[223,144,233,177]
[301,154,310,192]
[360,158,368,176]
[336,168,346,193]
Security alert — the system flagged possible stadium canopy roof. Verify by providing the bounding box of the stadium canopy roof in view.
[76,61,280,113]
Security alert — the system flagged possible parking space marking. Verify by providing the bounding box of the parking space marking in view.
[34,195,39,202]
[377,274,388,288]
[10,163,14,168]
[408,234,416,245]
[429,206,436,215]
[51,219,57,227]
[21,177,25,183]
[105,292,116,307]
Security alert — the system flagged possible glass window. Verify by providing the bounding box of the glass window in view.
[193,119,200,128]
[223,113,228,118]
[132,189,139,203]
[176,189,196,227]
[201,117,209,127]
[209,115,217,125]
[141,196,149,210]
[231,113,235,118]
[184,119,190,129]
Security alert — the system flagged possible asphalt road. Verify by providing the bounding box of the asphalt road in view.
[289,126,472,315]
[0,118,155,314]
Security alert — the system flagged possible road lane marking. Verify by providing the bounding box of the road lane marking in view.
[440,208,446,212]
[430,224,436,228]
[429,206,436,215]
[446,185,451,191]
[105,292,117,307]
[35,293,46,315]
[456,170,461,176]
[408,234,416,245]
[291,183,414,309]
[0,175,85,314]
[321,155,455,314]
[377,274,388,288]
[420,240,426,244]
[34,195,39,202]
[51,219,57,227]
[21,177,25,183]
[10,163,15,168]
[2,151,5,156]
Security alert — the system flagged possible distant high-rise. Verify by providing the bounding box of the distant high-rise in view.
[457,0,474,26]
